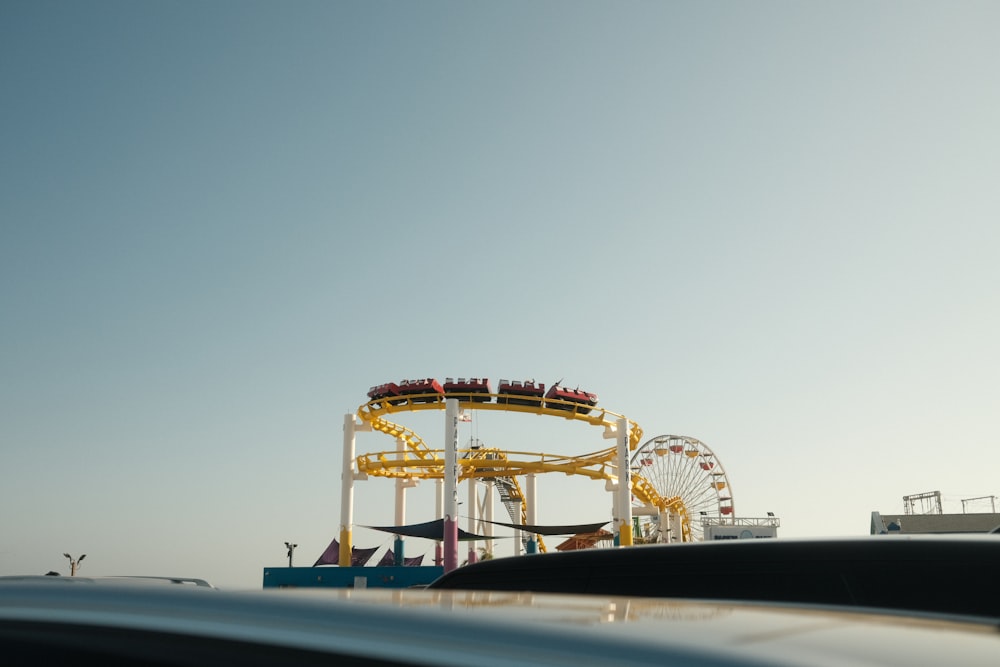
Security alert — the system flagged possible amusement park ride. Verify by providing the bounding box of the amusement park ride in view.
[340,377,738,567]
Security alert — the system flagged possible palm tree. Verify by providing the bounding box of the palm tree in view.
[63,553,86,576]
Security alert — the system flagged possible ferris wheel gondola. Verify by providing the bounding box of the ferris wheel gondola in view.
[630,435,735,542]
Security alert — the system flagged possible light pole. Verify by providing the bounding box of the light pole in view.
[284,542,298,567]
[63,553,86,576]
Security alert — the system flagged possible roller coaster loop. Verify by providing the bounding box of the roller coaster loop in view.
[352,387,698,546]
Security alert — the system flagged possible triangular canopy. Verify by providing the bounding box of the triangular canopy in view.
[363,519,500,541]
[555,529,615,551]
[313,539,381,567]
[481,519,610,536]
[363,518,610,540]
[377,550,426,567]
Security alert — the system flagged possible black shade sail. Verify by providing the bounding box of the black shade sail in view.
[363,518,610,540]
[481,519,610,536]
[362,519,500,541]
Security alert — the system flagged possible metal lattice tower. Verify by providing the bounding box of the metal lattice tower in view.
[903,491,943,515]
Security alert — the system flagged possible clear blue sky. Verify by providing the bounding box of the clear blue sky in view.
[3,1,999,589]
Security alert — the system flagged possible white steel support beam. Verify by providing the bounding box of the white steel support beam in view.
[616,417,633,546]
[435,478,443,566]
[443,399,460,572]
[394,437,407,564]
[340,414,358,566]
[484,480,494,558]
[467,475,478,564]
[526,473,538,553]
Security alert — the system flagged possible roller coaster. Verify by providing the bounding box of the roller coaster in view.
[354,377,736,549]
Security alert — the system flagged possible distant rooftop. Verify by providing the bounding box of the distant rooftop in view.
[871,511,1000,535]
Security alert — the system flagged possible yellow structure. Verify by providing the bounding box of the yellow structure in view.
[351,386,697,549]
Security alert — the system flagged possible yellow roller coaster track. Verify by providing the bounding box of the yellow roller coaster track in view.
[354,391,694,547]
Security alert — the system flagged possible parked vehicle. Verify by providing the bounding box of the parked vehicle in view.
[428,534,1000,622]
[1,577,999,666]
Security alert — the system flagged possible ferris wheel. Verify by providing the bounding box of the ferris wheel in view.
[630,434,735,542]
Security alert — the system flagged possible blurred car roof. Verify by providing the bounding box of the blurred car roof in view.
[0,574,215,588]
[1,578,999,666]
[428,534,1000,621]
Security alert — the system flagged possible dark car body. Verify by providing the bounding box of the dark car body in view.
[428,535,1000,621]
[2,579,1000,666]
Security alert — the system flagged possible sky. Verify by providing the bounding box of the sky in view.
[2,1,999,590]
